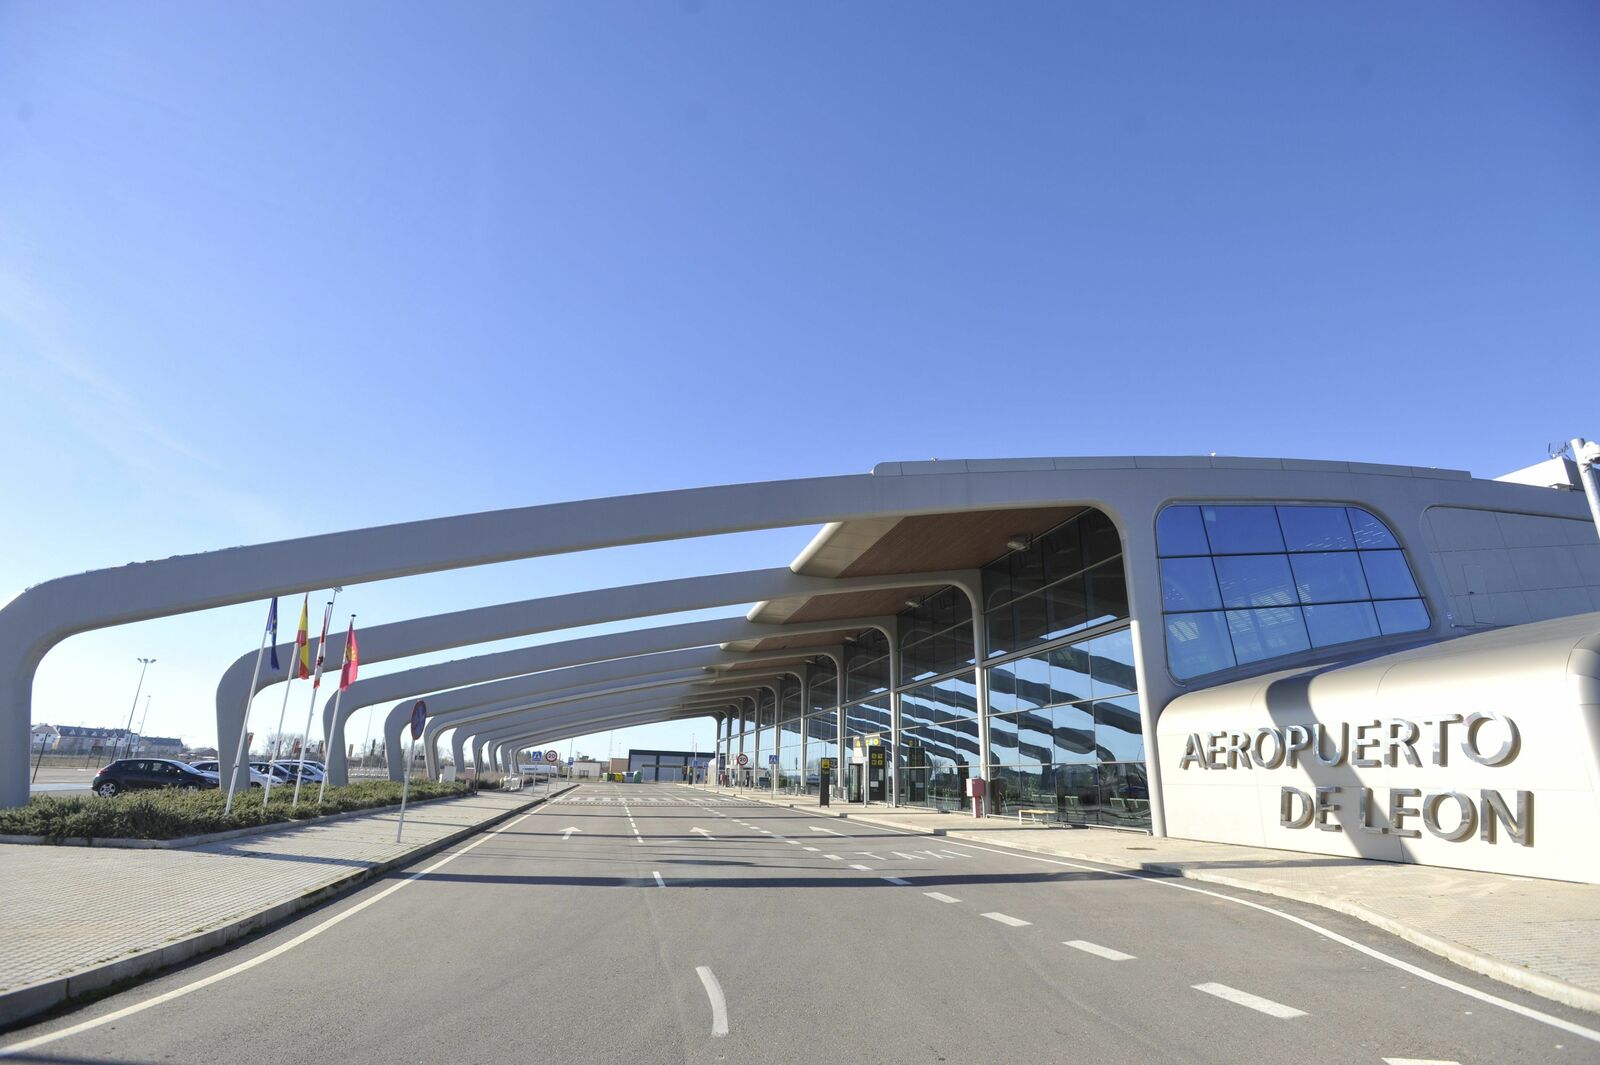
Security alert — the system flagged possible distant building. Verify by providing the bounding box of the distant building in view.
[140,737,184,755]
[54,726,133,755]
[628,749,712,783]
[30,724,59,751]
[608,757,628,775]
[567,759,605,779]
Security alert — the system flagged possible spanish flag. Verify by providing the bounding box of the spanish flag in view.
[294,596,311,680]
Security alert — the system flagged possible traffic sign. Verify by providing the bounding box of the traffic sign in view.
[544,750,559,764]
[735,753,749,767]
[768,755,778,765]
[409,700,427,740]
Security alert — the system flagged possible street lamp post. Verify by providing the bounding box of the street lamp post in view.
[117,658,155,761]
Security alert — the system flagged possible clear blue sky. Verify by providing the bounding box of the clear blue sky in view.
[2,2,1596,756]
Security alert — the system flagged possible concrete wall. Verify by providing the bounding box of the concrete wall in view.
[1423,507,1600,628]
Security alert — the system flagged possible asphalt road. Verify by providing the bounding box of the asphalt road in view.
[2,782,1596,1064]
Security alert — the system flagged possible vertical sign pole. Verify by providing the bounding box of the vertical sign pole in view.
[395,735,416,843]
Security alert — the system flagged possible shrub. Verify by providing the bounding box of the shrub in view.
[0,779,470,843]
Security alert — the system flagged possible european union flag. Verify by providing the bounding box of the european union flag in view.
[266,597,280,671]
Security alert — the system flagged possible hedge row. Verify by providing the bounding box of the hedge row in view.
[0,779,473,843]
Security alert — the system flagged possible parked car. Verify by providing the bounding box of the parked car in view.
[91,758,221,797]
[250,761,296,785]
[269,761,325,783]
[188,760,270,788]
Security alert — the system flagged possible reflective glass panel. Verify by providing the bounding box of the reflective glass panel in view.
[1085,559,1128,625]
[1044,574,1089,638]
[1048,643,1093,704]
[1051,702,1097,762]
[1360,550,1419,598]
[1093,696,1144,762]
[1227,607,1311,665]
[1375,598,1431,634]
[1302,601,1379,647]
[1289,552,1370,604]
[1214,554,1297,608]
[1161,557,1222,611]
[1088,629,1136,698]
[1157,505,1210,556]
[1165,611,1235,679]
[1201,505,1285,554]
[1348,508,1399,549]
[1277,506,1355,551]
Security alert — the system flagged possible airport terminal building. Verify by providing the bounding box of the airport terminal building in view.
[5,449,1599,886]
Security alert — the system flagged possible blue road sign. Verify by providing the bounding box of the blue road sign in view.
[768,755,778,765]
[409,700,427,740]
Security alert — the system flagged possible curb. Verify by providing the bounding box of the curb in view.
[710,787,1600,1016]
[0,783,574,1031]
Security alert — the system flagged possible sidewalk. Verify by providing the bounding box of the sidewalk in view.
[0,785,570,1026]
[697,783,1600,1014]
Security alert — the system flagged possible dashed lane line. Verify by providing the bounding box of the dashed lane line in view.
[1064,940,1135,962]
[849,864,872,871]
[923,892,961,904]
[653,872,666,888]
[980,912,1032,928]
[1192,982,1307,1019]
[881,876,911,886]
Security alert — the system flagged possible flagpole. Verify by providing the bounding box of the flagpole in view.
[224,602,275,816]
[316,614,355,805]
[293,591,338,807]
[262,672,295,807]
[358,707,375,776]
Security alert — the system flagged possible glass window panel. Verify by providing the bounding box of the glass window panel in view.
[1375,598,1431,634]
[1011,652,1050,711]
[1015,591,1049,647]
[1289,551,1370,604]
[1093,696,1144,763]
[1157,506,1210,557]
[1048,643,1093,705]
[1161,557,1222,611]
[1226,607,1311,665]
[1082,510,1121,566]
[1014,710,1053,765]
[1010,540,1046,600]
[1051,702,1097,762]
[1165,612,1235,680]
[1040,518,1084,583]
[1201,505,1285,554]
[1089,629,1137,698]
[986,664,1018,715]
[1213,554,1297,608]
[1275,506,1355,552]
[1302,601,1379,647]
[1044,574,1089,639]
[986,601,1017,658]
[1348,508,1399,549]
[988,713,1020,766]
[1360,550,1420,598]
[1085,558,1129,626]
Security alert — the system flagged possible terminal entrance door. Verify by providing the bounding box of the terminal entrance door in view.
[866,746,887,803]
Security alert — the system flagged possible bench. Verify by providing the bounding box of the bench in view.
[1016,807,1055,824]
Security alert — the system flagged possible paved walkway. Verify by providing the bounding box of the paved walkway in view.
[700,783,1600,1013]
[0,786,564,1022]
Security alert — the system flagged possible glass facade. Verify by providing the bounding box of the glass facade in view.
[982,509,1126,658]
[1158,504,1430,681]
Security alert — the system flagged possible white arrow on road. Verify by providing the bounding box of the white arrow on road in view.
[810,826,844,836]
[560,827,583,840]
[691,827,716,840]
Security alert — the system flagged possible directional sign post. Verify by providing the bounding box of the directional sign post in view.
[396,700,426,842]
[735,752,749,788]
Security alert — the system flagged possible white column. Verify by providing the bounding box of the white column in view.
[887,619,901,807]
[969,597,991,817]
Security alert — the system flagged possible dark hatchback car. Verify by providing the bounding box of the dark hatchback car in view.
[91,758,220,797]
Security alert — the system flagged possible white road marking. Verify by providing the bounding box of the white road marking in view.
[785,840,801,846]
[824,854,842,860]
[0,811,537,1059]
[690,827,716,840]
[1383,1059,1461,1065]
[696,965,729,1037]
[802,846,820,852]
[912,840,1600,1044]
[1064,940,1135,962]
[810,826,844,835]
[856,851,884,861]
[849,863,872,871]
[653,871,666,887]
[892,851,924,861]
[560,827,582,840]
[981,912,1031,927]
[881,876,911,886]
[1193,982,1306,1019]
[923,892,961,903]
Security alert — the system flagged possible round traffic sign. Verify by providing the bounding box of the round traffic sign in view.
[409,700,427,740]
[735,753,749,767]
[544,749,559,764]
